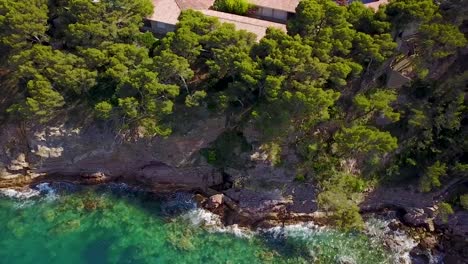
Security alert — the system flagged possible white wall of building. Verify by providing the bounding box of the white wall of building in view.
[150,21,176,33]
[256,7,288,21]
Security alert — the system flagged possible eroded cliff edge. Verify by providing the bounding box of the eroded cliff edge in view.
[0,115,467,262]
[0,116,226,189]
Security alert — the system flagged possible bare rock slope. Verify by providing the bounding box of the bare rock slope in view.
[0,117,225,189]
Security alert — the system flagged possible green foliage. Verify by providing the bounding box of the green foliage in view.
[385,0,439,29]
[460,194,468,210]
[213,0,252,15]
[53,0,153,48]
[185,91,207,107]
[205,150,217,164]
[0,0,465,237]
[153,50,194,85]
[94,101,113,120]
[334,125,398,161]
[419,23,467,59]
[203,131,251,168]
[419,161,447,192]
[294,173,306,182]
[354,89,400,123]
[8,78,65,123]
[390,72,467,183]
[318,172,367,230]
[12,45,97,96]
[0,0,49,50]
[437,202,454,223]
[259,142,282,166]
[118,97,139,119]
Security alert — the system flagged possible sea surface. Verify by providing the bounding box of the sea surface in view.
[0,183,416,264]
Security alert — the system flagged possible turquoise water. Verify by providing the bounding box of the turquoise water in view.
[0,183,393,264]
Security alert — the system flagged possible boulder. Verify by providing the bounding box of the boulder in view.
[403,208,432,227]
[136,164,223,190]
[81,171,109,184]
[206,194,224,209]
[419,235,438,250]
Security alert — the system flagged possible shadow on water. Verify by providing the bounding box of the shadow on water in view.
[258,230,315,260]
[14,182,391,264]
[82,238,112,264]
[39,182,198,219]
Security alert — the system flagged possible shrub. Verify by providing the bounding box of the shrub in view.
[460,194,468,210]
[437,202,454,223]
[318,190,364,231]
[260,142,282,166]
[213,0,252,15]
[419,161,447,192]
[295,173,306,182]
[94,101,113,119]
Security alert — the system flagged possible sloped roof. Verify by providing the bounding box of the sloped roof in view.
[176,0,215,10]
[149,0,287,41]
[249,0,299,13]
[150,0,181,24]
[364,0,389,11]
[200,10,287,40]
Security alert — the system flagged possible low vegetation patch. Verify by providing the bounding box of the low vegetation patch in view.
[213,0,253,15]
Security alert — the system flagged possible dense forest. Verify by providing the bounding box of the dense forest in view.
[0,0,466,229]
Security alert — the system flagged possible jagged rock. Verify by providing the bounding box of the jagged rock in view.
[206,194,224,209]
[420,235,438,250]
[242,122,262,144]
[403,208,434,228]
[285,184,318,214]
[81,171,109,184]
[136,164,222,190]
[0,116,226,190]
[7,154,29,171]
[193,194,206,206]
[224,167,245,187]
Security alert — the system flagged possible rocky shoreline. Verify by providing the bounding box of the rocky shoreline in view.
[1,118,466,263]
[2,173,466,263]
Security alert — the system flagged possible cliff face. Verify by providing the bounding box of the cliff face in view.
[0,117,226,189]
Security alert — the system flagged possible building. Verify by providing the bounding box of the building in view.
[249,0,299,22]
[146,0,389,40]
[361,0,389,11]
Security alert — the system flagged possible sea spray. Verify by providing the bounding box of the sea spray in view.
[34,183,58,201]
[181,207,254,238]
[0,187,40,199]
[0,183,421,263]
[365,217,418,264]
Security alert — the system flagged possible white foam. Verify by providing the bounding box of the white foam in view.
[261,222,325,239]
[34,182,58,201]
[183,211,419,263]
[365,218,417,264]
[182,208,254,238]
[0,188,41,199]
[0,183,58,203]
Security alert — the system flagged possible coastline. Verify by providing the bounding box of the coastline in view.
[1,177,462,263]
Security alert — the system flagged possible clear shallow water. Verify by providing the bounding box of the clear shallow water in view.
[0,183,400,264]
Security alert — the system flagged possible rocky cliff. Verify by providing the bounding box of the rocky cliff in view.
[0,116,226,190]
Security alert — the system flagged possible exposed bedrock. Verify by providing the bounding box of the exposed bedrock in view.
[0,116,225,190]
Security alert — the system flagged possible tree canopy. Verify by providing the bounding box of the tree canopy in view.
[0,0,466,231]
